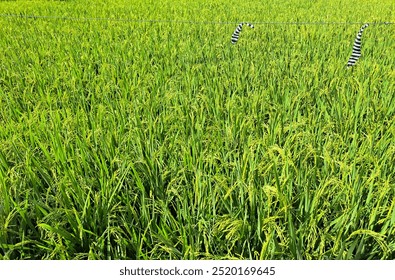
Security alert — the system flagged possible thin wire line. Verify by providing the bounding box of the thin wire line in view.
[0,13,394,25]
[0,13,235,24]
[254,21,394,25]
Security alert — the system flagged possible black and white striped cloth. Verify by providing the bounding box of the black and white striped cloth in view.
[231,22,254,44]
[347,23,369,67]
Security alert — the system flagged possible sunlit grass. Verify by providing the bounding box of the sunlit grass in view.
[0,0,395,260]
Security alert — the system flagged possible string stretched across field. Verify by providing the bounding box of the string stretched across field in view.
[231,22,254,44]
[1,14,394,25]
[347,23,369,67]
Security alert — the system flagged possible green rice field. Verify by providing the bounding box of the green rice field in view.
[0,0,395,260]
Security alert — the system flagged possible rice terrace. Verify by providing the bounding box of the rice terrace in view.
[1,0,395,260]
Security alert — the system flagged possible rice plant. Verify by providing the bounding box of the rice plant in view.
[0,0,395,260]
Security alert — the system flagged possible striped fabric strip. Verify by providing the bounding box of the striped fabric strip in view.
[231,22,254,44]
[347,23,369,67]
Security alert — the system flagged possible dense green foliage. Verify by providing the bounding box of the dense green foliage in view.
[0,0,395,259]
